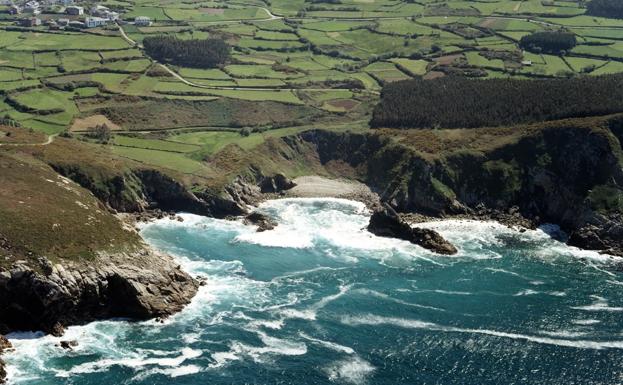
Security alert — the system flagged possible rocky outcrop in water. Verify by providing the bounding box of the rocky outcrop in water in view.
[0,335,11,384]
[244,212,278,232]
[0,251,197,336]
[368,204,457,255]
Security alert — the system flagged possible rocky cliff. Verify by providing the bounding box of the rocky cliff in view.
[0,251,197,336]
[0,150,197,339]
[280,115,623,255]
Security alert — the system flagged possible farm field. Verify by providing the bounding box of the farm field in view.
[1,0,623,176]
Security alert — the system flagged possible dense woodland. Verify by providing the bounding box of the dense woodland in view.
[519,31,576,54]
[586,0,623,19]
[370,74,623,129]
[143,36,230,68]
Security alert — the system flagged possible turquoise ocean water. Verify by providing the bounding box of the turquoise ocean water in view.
[5,198,623,384]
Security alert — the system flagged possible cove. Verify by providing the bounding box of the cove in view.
[5,198,623,385]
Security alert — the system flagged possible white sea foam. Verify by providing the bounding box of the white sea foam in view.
[341,314,623,350]
[571,295,623,312]
[355,288,446,312]
[325,356,376,384]
[483,267,526,278]
[572,319,601,326]
[273,284,352,321]
[513,289,539,296]
[209,331,307,368]
[137,364,202,379]
[299,332,355,354]
[55,347,202,377]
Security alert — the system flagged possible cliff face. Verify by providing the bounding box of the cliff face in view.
[288,117,623,255]
[0,150,197,336]
[0,251,197,335]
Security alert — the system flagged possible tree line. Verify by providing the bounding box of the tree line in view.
[519,31,576,54]
[369,74,623,129]
[586,0,623,19]
[143,35,230,68]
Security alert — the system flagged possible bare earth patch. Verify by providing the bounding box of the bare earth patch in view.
[479,18,496,28]
[423,71,445,80]
[70,115,121,132]
[327,99,359,111]
[433,54,463,66]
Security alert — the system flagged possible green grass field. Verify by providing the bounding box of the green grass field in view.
[0,0,622,143]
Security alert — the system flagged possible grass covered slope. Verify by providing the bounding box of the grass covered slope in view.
[370,75,623,129]
[0,126,198,336]
[0,145,141,267]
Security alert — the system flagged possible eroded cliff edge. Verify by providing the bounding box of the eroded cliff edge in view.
[0,151,198,338]
[284,116,623,256]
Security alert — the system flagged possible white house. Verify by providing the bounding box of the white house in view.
[85,16,107,28]
[134,16,151,26]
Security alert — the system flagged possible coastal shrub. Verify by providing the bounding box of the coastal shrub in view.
[370,74,623,129]
[143,35,230,69]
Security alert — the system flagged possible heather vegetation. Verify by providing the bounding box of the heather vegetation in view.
[370,74,623,129]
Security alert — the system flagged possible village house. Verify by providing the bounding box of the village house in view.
[84,16,107,28]
[65,5,82,15]
[8,4,21,14]
[19,16,41,26]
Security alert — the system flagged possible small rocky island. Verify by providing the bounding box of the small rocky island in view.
[368,204,457,255]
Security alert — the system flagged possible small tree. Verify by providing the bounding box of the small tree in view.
[87,124,112,143]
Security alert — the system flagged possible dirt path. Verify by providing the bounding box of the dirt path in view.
[0,133,57,147]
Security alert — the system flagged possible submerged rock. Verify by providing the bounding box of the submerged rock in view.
[244,212,278,232]
[368,204,457,255]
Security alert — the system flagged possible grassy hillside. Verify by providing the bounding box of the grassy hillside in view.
[0,130,142,267]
